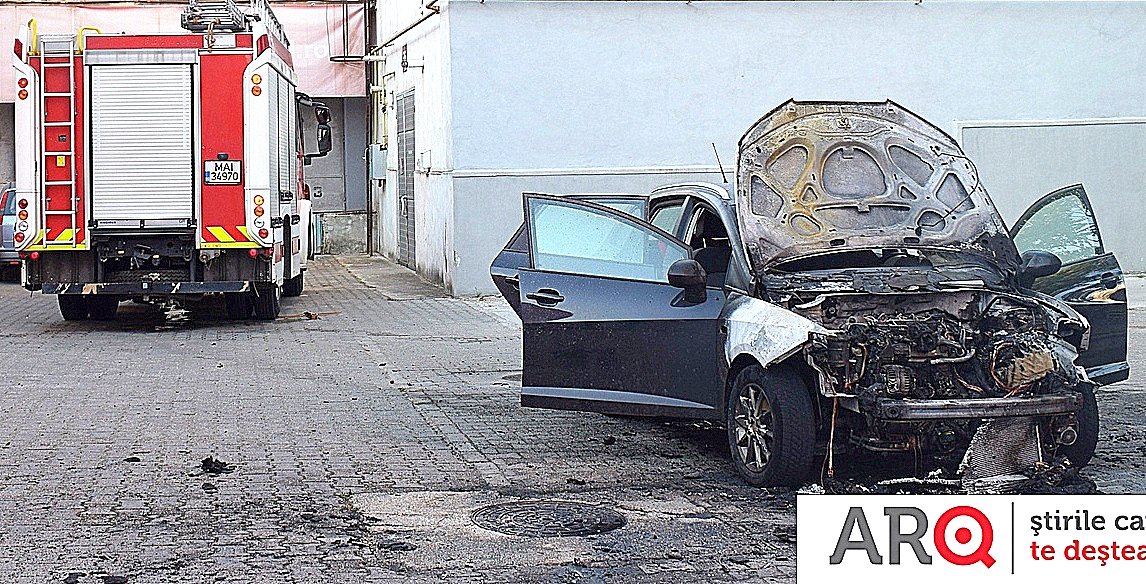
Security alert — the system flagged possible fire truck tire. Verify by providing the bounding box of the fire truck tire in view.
[58,295,89,321]
[252,285,281,321]
[224,293,253,320]
[283,272,304,297]
[87,297,119,320]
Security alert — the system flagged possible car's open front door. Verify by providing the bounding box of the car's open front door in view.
[1010,184,1128,384]
[491,194,648,316]
[512,193,726,419]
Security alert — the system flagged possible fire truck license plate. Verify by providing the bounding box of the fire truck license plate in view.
[204,160,242,185]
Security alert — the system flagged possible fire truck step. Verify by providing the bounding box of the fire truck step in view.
[43,122,72,127]
[40,62,75,67]
[44,151,74,156]
[44,181,74,186]
[45,210,76,215]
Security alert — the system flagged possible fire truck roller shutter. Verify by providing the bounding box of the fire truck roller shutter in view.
[266,71,296,217]
[90,63,195,224]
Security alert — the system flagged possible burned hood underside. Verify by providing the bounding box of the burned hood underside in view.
[736,100,1020,273]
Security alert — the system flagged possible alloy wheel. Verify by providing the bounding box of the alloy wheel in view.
[733,382,774,472]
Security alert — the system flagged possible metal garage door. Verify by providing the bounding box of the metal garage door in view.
[396,90,415,268]
[90,64,195,225]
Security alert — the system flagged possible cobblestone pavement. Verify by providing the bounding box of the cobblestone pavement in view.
[0,256,1143,583]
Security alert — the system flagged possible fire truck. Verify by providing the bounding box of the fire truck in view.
[10,0,331,321]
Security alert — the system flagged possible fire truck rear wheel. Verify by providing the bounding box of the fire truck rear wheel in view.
[283,272,304,297]
[224,293,253,320]
[58,295,89,321]
[87,297,119,321]
[252,285,281,321]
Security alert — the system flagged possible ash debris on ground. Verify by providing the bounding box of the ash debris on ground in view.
[1016,457,1097,494]
[812,455,1096,495]
[200,456,235,475]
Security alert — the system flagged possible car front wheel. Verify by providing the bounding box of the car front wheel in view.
[726,364,815,487]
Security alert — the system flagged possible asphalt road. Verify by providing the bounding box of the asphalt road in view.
[0,257,1142,583]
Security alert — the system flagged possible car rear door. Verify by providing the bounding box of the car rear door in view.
[1010,184,1128,384]
[508,193,726,418]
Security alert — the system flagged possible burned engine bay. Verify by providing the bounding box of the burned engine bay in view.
[777,283,1093,488]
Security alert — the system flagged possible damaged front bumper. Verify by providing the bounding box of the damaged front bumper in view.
[869,393,1082,421]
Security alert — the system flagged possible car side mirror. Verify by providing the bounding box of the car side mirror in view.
[1017,249,1062,288]
[668,258,707,303]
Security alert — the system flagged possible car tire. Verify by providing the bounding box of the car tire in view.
[1061,384,1099,468]
[87,297,119,320]
[251,285,281,321]
[58,295,89,321]
[224,293,253,320]
[726,364,815,487]
[282,272,303,297]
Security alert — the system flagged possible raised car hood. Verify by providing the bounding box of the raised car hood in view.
[736,100,1019,273]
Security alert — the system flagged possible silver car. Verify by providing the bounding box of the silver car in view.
[1,183,19,278]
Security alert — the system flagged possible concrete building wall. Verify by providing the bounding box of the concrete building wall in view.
[307,98,350,213]
[376,1,454,287]
[961,121,1146,270]
[300,96,369,254]
[343,98,368,212]
[440,0,1146,295]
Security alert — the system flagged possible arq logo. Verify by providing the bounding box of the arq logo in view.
[830,505,996,568]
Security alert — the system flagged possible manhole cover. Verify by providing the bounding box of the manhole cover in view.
[471,500,626,537]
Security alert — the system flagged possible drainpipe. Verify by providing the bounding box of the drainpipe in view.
[362,0,440,256]
[364,0,441,58]
[364,0,376,254]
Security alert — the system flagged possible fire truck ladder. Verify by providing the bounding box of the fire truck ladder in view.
[181,0,290,47]
[38,34,79,247]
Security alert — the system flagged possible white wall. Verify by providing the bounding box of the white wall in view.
[450,0,1146,171]
[376,1,454,286]
[443,0,1146,295]
[961,121,1146,271]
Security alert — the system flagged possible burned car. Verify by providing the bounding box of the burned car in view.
[491,101,1128,487]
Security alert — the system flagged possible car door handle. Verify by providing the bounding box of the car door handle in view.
[505,275,520,290]
[1100,272,1119,289]
[526,288,565,306]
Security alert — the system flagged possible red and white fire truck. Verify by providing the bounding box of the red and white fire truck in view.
[11,0,330,321]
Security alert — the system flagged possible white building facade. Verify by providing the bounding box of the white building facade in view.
[370,0,1146,295]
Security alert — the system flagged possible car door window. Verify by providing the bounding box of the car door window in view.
[1012,185,1103,265]
[650,200,685,233]
[528,197,687,282]
[591,197,646,219]
[508,195,647,253]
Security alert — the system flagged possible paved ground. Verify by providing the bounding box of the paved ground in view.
[0,256,1143,583]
